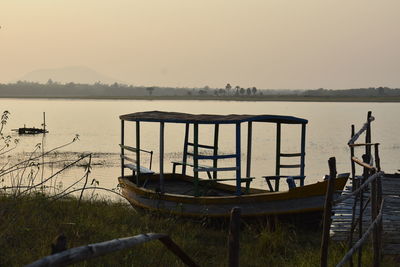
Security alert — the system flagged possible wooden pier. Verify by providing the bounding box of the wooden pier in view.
[330,173,400,255]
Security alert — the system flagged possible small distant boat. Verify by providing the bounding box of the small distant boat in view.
[13,126,48,135]
[117,111,349,218]
[12,112,48,135]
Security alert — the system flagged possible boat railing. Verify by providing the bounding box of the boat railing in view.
[119,144,154,184]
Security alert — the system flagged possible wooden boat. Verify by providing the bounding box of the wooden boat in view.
[118,111,348,218]
[13,127,48,135]
[12,112,48,135]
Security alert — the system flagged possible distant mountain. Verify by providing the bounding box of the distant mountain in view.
[18,66,124,85]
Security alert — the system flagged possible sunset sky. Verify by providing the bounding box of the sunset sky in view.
[1,0,400,89]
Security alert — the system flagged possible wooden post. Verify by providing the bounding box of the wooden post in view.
[235,123,242,195]
[320,157,337,267]
[228,207,241,267]
[136,121,141,185]
[376,174,383,261]
[193,123,199,196]
[348,177,359,267]
[246,122,252,178]
[374,144,381,172]
[348,126,356,267]
[182,123,189,176]
[370,169,380,267]
[160,122,165,193]
[300,123,306,186]
[158,236,199,267]
[357,154,370,267]
[43,112,46,133]
[365,111,372,161]
[121,120,125,178]
[350,125,356,188]
[275,123,281,191]
[213,124,220,179]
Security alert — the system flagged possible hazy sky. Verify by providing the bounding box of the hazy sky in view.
[1,0,400,89]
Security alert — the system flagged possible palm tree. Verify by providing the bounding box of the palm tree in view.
[235,86,240,95]
[225,83,232,95]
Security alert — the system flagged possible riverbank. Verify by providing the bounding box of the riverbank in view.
[2,95,400,102]
[1,194,395,266]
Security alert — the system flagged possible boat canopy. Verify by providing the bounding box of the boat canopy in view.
[120,111,308,125]
[119,110,308,196]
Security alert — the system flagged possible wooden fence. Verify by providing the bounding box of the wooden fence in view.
[320,111,385,267]
[26,207,243,266]
[26,233,199,267]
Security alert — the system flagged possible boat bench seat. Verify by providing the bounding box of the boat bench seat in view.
[172,161,213,179]
[124,163,155,175]
[199,177,254,194]
[263,175,305,192]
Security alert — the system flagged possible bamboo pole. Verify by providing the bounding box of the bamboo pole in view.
[370,169,380,267]
[27,233,198,267]
[365,111,372,160]
[336,201,385,267]
[320,157,337,267]
[357,154,369,267]
[374,144,381,172]
[350,125,356,186]
[228,207,241,267]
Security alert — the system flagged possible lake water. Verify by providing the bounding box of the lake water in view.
[1,98,399,194]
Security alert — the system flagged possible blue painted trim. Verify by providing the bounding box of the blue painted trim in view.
[235,123,242,195]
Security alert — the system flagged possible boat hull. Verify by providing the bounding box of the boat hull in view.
[118,174,348,218]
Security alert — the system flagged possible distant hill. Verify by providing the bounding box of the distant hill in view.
[18,66,124,85]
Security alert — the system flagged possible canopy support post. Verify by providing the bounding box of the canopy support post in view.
[235,123,242,195]
[121,120,125,178]
[160,122,165,193]
[275,123,281,191]
[193,123,199,196]
[182,123,189,176]
[136,121,141,185]
[246,122,252,178]
[213,124,219,179]
[300,123,306,186]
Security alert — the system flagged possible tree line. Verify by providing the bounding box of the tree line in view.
[0,80,399,98]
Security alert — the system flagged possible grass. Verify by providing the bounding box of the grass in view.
[0,193,397,266]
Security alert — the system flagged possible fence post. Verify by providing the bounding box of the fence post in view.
[365,111,372,159]
[370,169,380,267]
[377,174,383,261]
[350,125,356,189]
[320,157,337,267]
[357,154,370,267]
[228,207,241,267]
